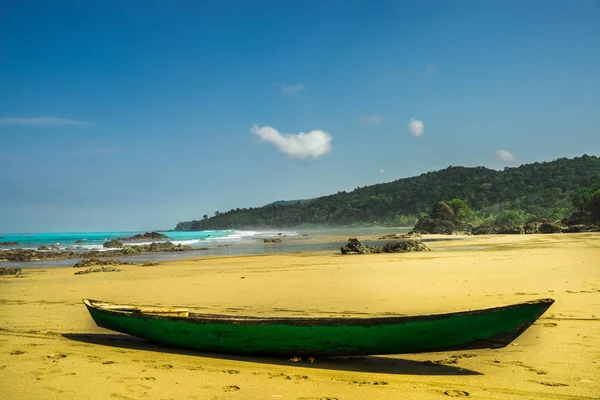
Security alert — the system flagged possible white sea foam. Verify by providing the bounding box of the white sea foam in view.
[170,239,201,246]
[78,244,106,251]
[211,230,258,241]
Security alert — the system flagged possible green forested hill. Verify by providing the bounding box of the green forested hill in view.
[175,155,600,230]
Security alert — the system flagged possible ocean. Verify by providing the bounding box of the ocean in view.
[0,229,300,251]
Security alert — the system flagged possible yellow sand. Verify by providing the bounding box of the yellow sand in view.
[1,233,599,399]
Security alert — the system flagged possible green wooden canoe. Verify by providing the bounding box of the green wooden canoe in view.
[83,298,553,357]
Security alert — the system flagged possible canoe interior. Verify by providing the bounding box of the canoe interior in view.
[83,298,554,357]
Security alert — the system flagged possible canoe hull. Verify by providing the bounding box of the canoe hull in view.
[84,298,553,356]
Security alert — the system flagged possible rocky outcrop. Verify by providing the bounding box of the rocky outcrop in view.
[75,239,85,244]
[536,222,565,234]
[413,202,472,235]
[38,245,50,250]
[72,258,134,268]
[341,238,430,254]
[0,267,22,275]
[0,242,192,263]
[117,232,169,241]
[264,238,283,243]
[561,205,600,232]
[142,261,160,267]
[472,220,568,235]
[74,266,121,275]
[341,238,380,254]
[563,224,600,233]
[0,242,20,246]
[103,240,124,248]
[379,231,421,240]
[381,240,430,253]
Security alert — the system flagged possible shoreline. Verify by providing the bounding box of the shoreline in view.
[4,232,470,269]
[5,231,595,270]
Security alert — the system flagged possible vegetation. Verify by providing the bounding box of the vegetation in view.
[175,155,600,230]
[571,185,600,211]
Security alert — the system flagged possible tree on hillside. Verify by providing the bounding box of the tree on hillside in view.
[445,198,473,222]
[495,209,527,225]
[571,185,600,211]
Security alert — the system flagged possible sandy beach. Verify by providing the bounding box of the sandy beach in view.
[1,233,599,399]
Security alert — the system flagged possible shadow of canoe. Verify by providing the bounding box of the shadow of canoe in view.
[63,333,482,376]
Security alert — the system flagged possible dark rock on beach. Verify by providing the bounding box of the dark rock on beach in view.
[563,224,600,233]
[142,261,160,267]
[72,258,134,268]
[379,231,421,240]
[537,222,565,234]
[74,266,121,275]
[341,238,430,254]
[103,240,124,248]
[472,220,568,235]
[561,206,600,231]
[341,238,379,254]
[0,242,192,263]
[381,240,430,253]
[38,245,50,251]
[413,202,472,235]
[117,231,169,241]
[0,266,22,275]
[264,238,283,243]
[75,239,85,244]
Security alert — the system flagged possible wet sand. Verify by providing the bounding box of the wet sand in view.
[1,233,599,399]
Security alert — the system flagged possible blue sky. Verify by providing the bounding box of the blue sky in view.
[1,0,599,232]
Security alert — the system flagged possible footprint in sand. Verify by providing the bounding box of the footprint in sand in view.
[297,398,339,400]
[102,361,115,365]
[157,364,173,370]
[47,353,67,360]
[543,322,558,327]
[444,389,470,397]
[223,386,240,392]
[287,375,309,381]
[10,350,26,355]
[125,383,151,393]
[352,380,388,386]
[539,382,569,387]
[223,369,240,374]
[110,394,136,400]
[509,361,547,375]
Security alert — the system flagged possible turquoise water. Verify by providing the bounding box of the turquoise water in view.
[0,229,298,251]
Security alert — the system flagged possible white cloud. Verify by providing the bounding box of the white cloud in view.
[252,125,332,160]
[360,114,384,125]
[496,149,517,162]
[379,168,385,174]
[0,117,91,126]
[280,84,306,96]
[408,118,424,137]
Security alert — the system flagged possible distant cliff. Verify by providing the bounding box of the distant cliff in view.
[175,155,600,230]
